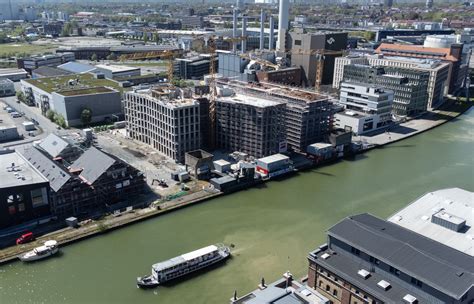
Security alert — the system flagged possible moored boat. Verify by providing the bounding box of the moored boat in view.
[137,244,230,288]
[19,240,59,262]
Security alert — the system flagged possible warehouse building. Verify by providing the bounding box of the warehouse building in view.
[0,79,15,97]
[307,212,474,304]
[124,87,201,163]
[17,52,75,73]
[95,64,140,80]
[0,68,28,81]
[0,150,50,229]
[216,93,287,158]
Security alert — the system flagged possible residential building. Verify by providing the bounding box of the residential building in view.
[375,43,467,95]
[37,133,82,163]
[388,188,474,256]
[255,66,303,86]
[0,150,50,229]
[342,64,429,117]
[94,64,140,80]
[0,79,15,97]
[335,82,393,135]
[307,213,474,304]
[216,93,286,158]
[289,29,348,86]
[334,55,449,111]
[17,53,75,73]
[224,81,333,153]
[124,87,201,163]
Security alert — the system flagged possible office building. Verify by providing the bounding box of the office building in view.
[332,56,373,89]
[342,64,429,117]
[375,43,466,95]
[124,87,201,163]
[0,150,50,229]
[289,29,347,87]
[0,79,15,97]
[174,54,216,80]
[334,55,446,111]
[17,53,75,74]
[307,213,474,304]
[335,82,393,135]
[216,93,286,158]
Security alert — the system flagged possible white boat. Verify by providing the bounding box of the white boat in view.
[137,244,230,288]
[19,240,59,262]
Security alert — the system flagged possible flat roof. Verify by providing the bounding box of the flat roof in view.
[0,150,48,188]
[388,188,474,256]
[0,68,28,76]
[218,93,283,108]
[152,245,218,272]
[95,64,140,73]
[257,153,289,163]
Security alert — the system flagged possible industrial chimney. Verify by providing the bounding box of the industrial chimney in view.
[259,9,265,50]
[241,16,247,53]
[277,0,289,52]
[269,15,274,51]
[232,9,238,53]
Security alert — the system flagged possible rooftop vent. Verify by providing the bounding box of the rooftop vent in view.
[321,253,330,260]
[431,210,466,232]
[403,294,418,304]
[358,269,371,279]
[377,280,391,291]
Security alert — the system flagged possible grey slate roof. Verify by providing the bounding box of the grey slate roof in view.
[38,134,70,158]
[32,66,73,77]
[18,146,71,192]
[58,61,96,74]
[327,213,474,300]
[72,147,115,184]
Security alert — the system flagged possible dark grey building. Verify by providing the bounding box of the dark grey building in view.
[343,64,429,117]
[289,29,348,86]
[307,213,474,304]
[174,55,215,80]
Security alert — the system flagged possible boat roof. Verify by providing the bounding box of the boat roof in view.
[35,246,50,253]
[152,245,218,272]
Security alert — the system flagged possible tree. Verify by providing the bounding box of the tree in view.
[91,53,98,61]
[16,91,25,104]
[54,113,67,128]
[106,52,117,61]
[46,109,55,121]
[80,108,92,126]
[153,33,160,44]
[143,32,148,43]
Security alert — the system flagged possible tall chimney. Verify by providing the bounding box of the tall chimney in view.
[269,15,274,50]
[232,9,238,53]
[277,0,289,52]
[241,16,247,53]
[259,9,265,50]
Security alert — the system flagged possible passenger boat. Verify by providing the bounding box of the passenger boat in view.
[19,240,59,262]
[137,244,230,288]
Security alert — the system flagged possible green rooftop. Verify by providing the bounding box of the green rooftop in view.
[24,73,127,94]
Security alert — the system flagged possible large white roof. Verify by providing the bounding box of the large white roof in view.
[388,188,474,256]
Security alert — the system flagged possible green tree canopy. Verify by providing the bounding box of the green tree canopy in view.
[80,108,92,126]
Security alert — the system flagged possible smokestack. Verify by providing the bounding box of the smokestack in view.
[259,9,265,50]
[269,15,274,51]
[241,16,247,53]
[232,9,237,53]
[277,0,289,52]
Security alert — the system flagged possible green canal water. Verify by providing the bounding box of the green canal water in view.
[1,109,473,304]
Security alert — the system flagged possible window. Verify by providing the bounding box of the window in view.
[31,188,47,208]
[18,203,25,212]
[411,277,423,288]
[326,285,330,292]
[295,40,302,46]
[8,205,16,215]
[389,266,400,276]
[351,247,360,255]
[369,256,380,264]
[333,289,338,297]
[318,280,323,287]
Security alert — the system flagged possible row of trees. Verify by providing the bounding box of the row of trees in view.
[46,109,67,128]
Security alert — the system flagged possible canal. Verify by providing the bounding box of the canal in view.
[1,109,473,304]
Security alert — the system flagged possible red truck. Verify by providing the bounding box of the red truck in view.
[16,232,34,245]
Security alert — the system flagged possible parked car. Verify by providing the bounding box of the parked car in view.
[16,232,34,245]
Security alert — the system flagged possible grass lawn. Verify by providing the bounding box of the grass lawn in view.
[0,43,57,58]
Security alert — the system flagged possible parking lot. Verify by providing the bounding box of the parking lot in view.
[0,100,42,146]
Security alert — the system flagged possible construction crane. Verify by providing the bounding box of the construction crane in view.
[290,49,345,91]
[238,52,280,71]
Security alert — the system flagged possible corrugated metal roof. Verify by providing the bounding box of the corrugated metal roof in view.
[328,213,474,300]
[72,147,115,184]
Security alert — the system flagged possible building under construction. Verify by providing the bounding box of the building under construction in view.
[124,86,203,163]
[224,81,334,153]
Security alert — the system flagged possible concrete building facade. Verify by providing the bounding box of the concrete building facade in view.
[216,93,286,158]
[124,88,201,163]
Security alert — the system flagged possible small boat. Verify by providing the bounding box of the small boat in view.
[136,274,159,288]
[137,244,231,288]
[19,240,59,262]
